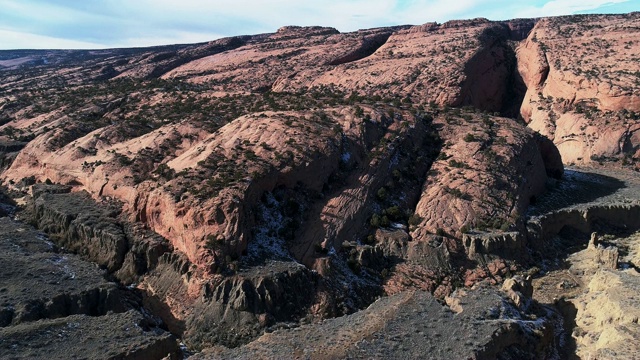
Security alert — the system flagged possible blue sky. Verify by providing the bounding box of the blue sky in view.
[0,0,637,49]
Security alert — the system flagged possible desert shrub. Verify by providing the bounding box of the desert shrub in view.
[384,206,402,221]
[376,187,388,201]
[370,214,381,228]
[408,214,422,226]
[448,159,468,169]
[464,133,479,142]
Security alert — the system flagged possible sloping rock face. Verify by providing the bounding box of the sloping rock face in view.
[165,19,524,114]
[373,109,561,296]
[195,284,559,360]
[517,13,640,167]
[0,311,180,360]
[412,112,551,240]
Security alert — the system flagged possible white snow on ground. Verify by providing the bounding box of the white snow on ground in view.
[247,192,295,261]
[561,169,606,188]
[392,222,406,230]
[47,255,77,280]
[388,151,400,170]
[36,233,55,251]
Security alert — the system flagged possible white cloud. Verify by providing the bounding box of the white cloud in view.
[515,0,631,18]
[0,29,106,49]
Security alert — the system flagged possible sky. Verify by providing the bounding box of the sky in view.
[0,0,637,50]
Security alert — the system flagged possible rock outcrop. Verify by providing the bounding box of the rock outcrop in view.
[594,245,619,269]
[411,112,558,241]
[140,255,323,349]
[533,230,640,360]
[0,214,179,359]
[28,186,172,284]
[195,284,559,360]
[517,13,640,167]
[0,311,180,360]
[573,269,640,359]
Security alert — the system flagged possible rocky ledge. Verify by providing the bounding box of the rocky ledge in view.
[195,279,560,360]
[0,212,179,359]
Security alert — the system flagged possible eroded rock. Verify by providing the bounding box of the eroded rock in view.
[0,213,179,359]
[195,286,559,360]
[517,13,640,166]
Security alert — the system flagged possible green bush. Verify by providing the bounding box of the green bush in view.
[376,187,388,201]
[408,214,422,226]
[463,133,479,142]
[370,214,381,228]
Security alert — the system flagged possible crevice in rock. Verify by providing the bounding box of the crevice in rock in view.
[326,32,393,66]
[501,45,529,119]
[499,19,538,41]
[458,25,523,117]
[146,35,251,79]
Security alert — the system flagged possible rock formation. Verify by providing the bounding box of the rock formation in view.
[517,13,640,166]
[0,11,638,359]
[0,214,179,359]
[196,284,559,360]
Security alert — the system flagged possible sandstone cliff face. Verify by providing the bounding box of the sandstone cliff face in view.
[161,19,526,115]
[517,13,640,166]
[163,26,396,92]
[411,111,553,241]
[275,21,517,113]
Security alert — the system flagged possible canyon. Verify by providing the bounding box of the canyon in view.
[0,11,638,359]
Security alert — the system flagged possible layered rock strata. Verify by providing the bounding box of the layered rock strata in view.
[0,214,179,359]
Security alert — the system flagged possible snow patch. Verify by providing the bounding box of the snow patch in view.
[392,222,406,230]
[247,192,295,261]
